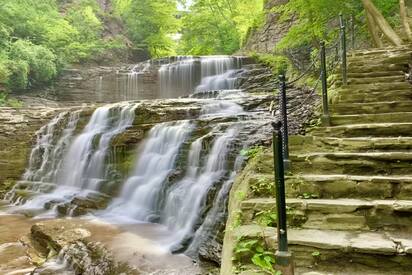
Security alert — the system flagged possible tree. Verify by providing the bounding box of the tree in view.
[362,0,403,46]
[113,0,179,57]
[178,0,264,55]
[400,0,412,41]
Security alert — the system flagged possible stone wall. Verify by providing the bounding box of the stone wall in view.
[241,0,293,54]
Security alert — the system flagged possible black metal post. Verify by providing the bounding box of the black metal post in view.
[351,14,355,49]
[278,75,290,169]
[320,42,331,126]
[340,14,348,85]
[272,121,294,275]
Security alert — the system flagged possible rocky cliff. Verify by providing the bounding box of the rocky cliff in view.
[241,0,293,53]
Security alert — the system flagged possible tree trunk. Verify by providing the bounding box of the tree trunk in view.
[400,0,412,41]
[362,0,403,46]
[365,10,383,47]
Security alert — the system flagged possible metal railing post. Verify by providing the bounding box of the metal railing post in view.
[278,75,290,169]
[272,121,294,275]
[320,42,331,126]
[350,14,355,49]
[340,14,348,85]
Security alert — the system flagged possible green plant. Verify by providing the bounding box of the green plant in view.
[234,238,279,274]
[240,146,263,160]
[300,192,318,199]
[255,210,277,227]
[250,177,275,197]
[312,250,321,257]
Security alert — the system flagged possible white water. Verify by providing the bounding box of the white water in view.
[159,56,243,98]
[58,103,136,189]
[103,120,193,222]
[4,112,81,203]
[10,103,137,213]
[4,54,256,265]
[162,126,239,250]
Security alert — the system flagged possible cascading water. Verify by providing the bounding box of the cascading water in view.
[2,53,269,272]
[159,56,198,98]
[103,120,193,221]
[9,103,137,214]
[159,56,243,98]
[5,111,80,203]
[161,126,239,250]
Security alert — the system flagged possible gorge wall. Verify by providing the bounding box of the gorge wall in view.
[241,0,293,54]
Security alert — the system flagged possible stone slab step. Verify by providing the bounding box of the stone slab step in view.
[331,101,412,115]
[286,174,412,200]
[347,63,408,74]
[347,71,405,78]
[310,123,412,138]
[290,151,412,175]
[349,46,412,57]
[241,198,412,231]
[347,76,405,85]
[233,225,412,271]
[333,90,412,104]
[337,82,411,93]
[348,52,411,66]
[290,135,412,152]
[331,112,412,126]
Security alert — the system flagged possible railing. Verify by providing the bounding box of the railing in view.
[275,13,352,167]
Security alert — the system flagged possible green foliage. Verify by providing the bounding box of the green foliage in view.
[113,0,179,57]
[250,177,275,197]
[178,0,265,55]
[251,53,290,76]
[240,146,263,160]
[274,0,400,50]
[0,92,23,108]
[255,210,277,227]
[234,238,279,274]
[0,0,128,92]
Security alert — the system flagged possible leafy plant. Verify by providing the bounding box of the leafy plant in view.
[240,146,263,160]
[250,177,275,197]
[255,210,277,227]
[234,238,279,274]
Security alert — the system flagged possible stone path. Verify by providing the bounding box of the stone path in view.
[221,46,412,274]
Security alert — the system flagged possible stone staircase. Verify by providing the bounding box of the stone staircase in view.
[221,46,412,275]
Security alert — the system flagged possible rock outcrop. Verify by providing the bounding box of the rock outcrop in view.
[241,0,293,53]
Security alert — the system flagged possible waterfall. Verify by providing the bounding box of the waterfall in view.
[161,126,239,250]
[10,103,137,213]
[58,103,136,189]
[186,154,244,255]
[159,56,243,98]
[103,120,193,221]
[5,111,80,203]
[159,57,198,98]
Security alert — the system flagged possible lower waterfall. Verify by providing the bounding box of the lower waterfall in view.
[1,55,274,271]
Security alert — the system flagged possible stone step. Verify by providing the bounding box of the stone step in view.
[347,70,405,78]
[347,63,408,74]
[349,46,412,57]
[333,89,412,104]
[346,76,405,85]
[348,52,411,66]
[233,225,412,271]
[241,198,412,231]
[330,112,412,126]
[337,82,411,93]
[290,135,412,152]
[286,174,412,200]
[310,123,412,137]
[290,152,412,175]
[331,101,412,115]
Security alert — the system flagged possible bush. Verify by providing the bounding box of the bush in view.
[9,40,57,90]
